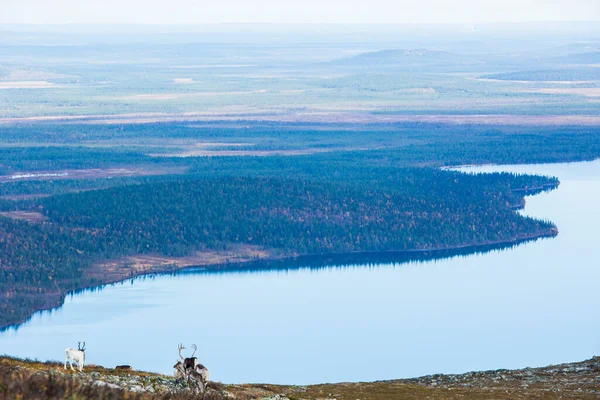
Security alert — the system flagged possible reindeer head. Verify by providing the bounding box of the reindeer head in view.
[78,342,86,352]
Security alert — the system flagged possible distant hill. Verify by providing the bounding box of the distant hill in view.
[328,48,480,68]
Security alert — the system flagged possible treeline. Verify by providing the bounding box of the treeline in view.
[0,217,92,328]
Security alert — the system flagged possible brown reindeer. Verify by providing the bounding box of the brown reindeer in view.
[175,343,210,390]
[182,343,198,370]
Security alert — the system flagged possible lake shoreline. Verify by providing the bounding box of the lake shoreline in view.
[1,226,558,332]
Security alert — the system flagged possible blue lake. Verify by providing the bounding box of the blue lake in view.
[1,160,599,384]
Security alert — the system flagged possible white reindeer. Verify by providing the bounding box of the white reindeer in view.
[64,341,86,372]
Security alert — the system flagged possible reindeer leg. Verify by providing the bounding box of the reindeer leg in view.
[69,359,75,371]
[64,356,67,369]
[200,379,207,397]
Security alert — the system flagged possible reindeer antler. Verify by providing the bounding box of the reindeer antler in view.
[191,344,197,358]
[81,342,86,351]
[178,343,186,360]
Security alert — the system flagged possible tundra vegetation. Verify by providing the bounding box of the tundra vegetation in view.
[1,355,600,399]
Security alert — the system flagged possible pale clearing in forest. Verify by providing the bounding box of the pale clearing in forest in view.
[172,78,195,84]
[89,245,277,284]
[0,194,52,201]
[0,211,47,223]
[150,147,359,157]
[6,69,77,81]
[279,89,307,93]
[121,90,262,100]
[170,64,257,68]
[0,81,62,89]
[0,167,186,182]
[3,112,600,126]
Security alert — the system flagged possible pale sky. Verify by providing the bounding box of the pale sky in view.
[1,0,599,24]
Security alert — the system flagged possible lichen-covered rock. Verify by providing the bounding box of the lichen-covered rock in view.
[262,395,290,400]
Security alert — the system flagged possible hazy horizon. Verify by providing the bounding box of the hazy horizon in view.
[1,0,599,25]
[2,21,599,45]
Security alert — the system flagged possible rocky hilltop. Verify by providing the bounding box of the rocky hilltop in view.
[1,356,599,399]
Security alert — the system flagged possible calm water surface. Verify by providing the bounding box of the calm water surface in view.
[1,160,599,384]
